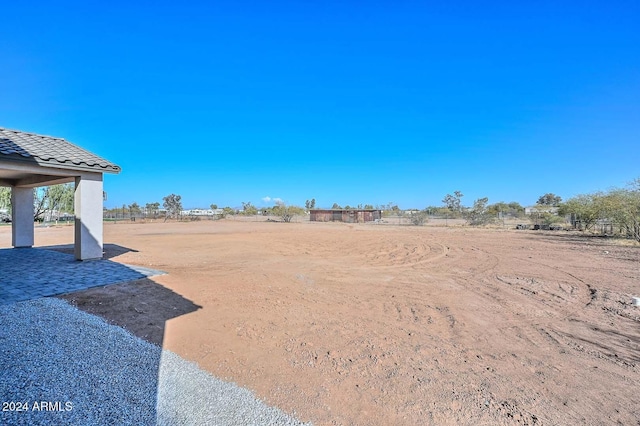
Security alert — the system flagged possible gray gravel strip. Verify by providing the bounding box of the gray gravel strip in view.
[0,298,310,426]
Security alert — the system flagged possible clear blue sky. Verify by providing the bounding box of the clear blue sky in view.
[2,1,638,209]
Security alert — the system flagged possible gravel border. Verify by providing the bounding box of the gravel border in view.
[0,298,310,426]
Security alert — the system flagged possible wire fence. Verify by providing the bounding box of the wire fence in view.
[100,211,631,237]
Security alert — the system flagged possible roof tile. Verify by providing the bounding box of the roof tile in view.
[0,127,120,173]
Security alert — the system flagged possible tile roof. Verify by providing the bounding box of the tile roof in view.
[0,127,120,174]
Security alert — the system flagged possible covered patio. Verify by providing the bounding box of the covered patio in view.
[0,127,120,260]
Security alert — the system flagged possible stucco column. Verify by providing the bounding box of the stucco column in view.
[74,173,104,260]
[11,187,34,248]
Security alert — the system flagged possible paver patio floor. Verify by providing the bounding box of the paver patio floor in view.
[0,248,164,305]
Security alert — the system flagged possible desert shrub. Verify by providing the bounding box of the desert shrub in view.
[410,211,428,226]
[272,202,305,222]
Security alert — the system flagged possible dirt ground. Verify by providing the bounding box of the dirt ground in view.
[5,220,640,425]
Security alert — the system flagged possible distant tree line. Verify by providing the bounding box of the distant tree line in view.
[559,179,640,241]
[6,177,633,236]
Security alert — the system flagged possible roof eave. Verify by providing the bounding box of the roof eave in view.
[0,154,121,175]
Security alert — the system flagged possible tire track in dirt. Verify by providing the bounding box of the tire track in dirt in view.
[358,237,569,424]
[365,241,451,269]
[459,246,602,367]
[264,231,497,424]
[35,221,639,425]
[390,236,638,425]
[512,256,594,312]
[495,255,637,368]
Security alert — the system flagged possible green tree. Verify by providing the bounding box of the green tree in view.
[466,197,492,226]
[508,202,525,212]
[382,203,401,218]
[331,203,341,209]
[425,206,450,216]
[487,201,525,218]
[241,201,257,215]
[601,184,640,241]
[537,193,562,206]
[49,184,75,214]
[145,202,160,218]
[0,187,11,212]
[272,201,305,223]
[558,193,602,230]
[221,206,235,218]
[0,188,10,222]
[304,199,316,211]
[210,204,218,210]
[536,211,565,227]
[442,191,464,213]
[558,179,640,241]
[128,202,141,218]
[163,194,183,221]
[33,184,75,221]
[486,202,508,217]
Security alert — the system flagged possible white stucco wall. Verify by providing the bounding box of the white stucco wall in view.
[74,173,104,260]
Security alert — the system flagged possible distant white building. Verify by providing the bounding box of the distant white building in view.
[525,206,559,215]
[181,208,224,216]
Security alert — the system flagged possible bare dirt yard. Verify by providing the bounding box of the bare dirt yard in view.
[8,220,640,425]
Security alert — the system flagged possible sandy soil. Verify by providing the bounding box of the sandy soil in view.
[4,220,639,425]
